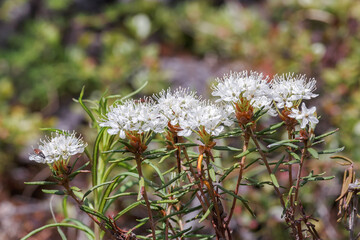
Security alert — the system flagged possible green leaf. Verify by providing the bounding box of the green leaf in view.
[175,143,199,147]
[267,139,300,149]
[42,189,65,195]
[219,162,239,182]
[289,152,300,161]
[217,185,255,218]
[63,218,94,240]
[270,174,279,188]
[214,128,243,138]
[25,181,58,185]
[92,128,106,186]
[234,148,257,158]
[78,86,96,123]
[199,203,213,223]
[318,146,345,154]
[106,192,137,199]
[212,146,242,152]
[120,81,148,101]
[155,172,186,191]
[143,160,165,184]
[256,122,284,135]
[209,168,216,182]
[68,162,90,179]
[82,180,115,200]
[314,128,339,140]
[283,160,300,165]
[307,148,319,159]
[20,222,95,240]
[272,155,286,174]
[300,175,335,187]
[79,205,109,223]
[114,201,143,220]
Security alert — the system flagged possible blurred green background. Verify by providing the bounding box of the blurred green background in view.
[1,0,359,239]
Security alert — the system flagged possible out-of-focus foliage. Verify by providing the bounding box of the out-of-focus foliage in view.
[1,0,360,238]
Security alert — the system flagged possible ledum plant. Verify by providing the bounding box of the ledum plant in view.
[23,71,343,240]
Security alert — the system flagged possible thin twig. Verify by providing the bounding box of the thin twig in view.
[135,155,156,240]
[226,139,248,227]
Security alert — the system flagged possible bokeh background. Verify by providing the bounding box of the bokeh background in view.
[1,0,359,239]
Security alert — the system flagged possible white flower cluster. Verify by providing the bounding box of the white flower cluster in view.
[212,71,275,114]
[29,131,87,164]
[183,101,233,137]
[99,98,167,138]
[271,73,318,109]
[100,88,232,138]
[154,87,201,134]
[212,70,319,129]
[99,70,320,139]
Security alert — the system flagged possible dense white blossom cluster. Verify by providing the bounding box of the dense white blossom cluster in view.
[29,131,87,163]
[212,71,275,115]
[178,100,233,137]
[98,71,320,139]
[100,88,232,138]
[271,73,318,109]
[154,87,201,134]
[99,98,167,138]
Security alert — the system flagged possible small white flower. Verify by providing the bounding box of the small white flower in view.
[179,101,233,137]
[99,98,167,138]
[154,87,201,136]
[271,73,318,109]
[29,131,87,164]
[212,71,275,115]
[288,103,319,129]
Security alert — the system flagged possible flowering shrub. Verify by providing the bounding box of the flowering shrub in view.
[23,71,343,240]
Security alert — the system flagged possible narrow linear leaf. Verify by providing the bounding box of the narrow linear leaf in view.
[218,185,255,217]
[80,205,109,223]
[155,172,185,191]
[214,128,243,138]
[82,180,115,200]
[25,181,58,185]
[272,155,286,174]
[318,147,345,154]
[270,174,280,188]
[120,81,148,101]
[114,201,143,220]
[219,163,239,182]
[212,146,242,152]
[21,223,95,240]
[307,148,319,159]
[267,139,300,148]
[106,192,137,199]
[92,128,106,186]
[63,218,94,240]
[209,168,216,182]
[199,203,213,223]
[42,189,65,195]
[314,128,339,140]
[256,122,284,135]
[283,160,300,165]
[175,143,199,147]
[234,148,257,158]
[78,86,96,123]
